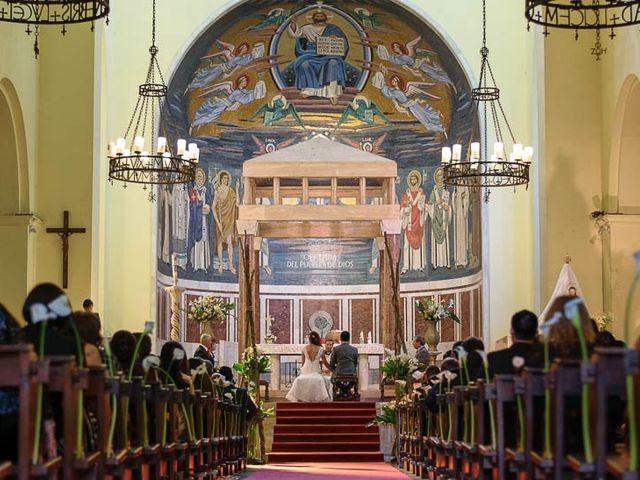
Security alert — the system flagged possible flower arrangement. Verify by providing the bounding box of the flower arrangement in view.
[233,346,272,383]
[381,351,420,385]
[593,312,614,332]
[416,296,460,324]
[188,296,235,324]
[367,401,398,427]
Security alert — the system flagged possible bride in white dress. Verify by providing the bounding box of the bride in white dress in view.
[286,331,333,402]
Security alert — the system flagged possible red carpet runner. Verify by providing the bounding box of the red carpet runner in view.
[268,401,384,463]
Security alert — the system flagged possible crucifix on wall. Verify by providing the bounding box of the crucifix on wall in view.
[46,210,86,289]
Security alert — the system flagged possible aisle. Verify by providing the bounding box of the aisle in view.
[245,462,410,479]
[268,401,383,463]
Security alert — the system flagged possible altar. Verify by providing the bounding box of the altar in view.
[257,343,385,392]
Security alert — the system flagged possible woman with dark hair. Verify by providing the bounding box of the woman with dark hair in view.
[540,295,596,361]
[286,331,332,402]
[159,341,190,389]
[109,330,136,373]
[70,311,103,367]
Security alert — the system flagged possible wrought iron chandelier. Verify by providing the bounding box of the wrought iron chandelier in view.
[107,0,196,200]
[0,0,109,57]
[525,0,640,60]
[441,0,532,202]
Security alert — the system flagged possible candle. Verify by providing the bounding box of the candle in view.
[494,142,504,159]
[512,143,523,160]
[523,146,534,163]
[177,139,186,156]
[107,142,116,157]
[470,142,480,160]
[452,144,462,162]
[116,138,126,154]
[122,149,131,157]
[157,137,167,153]
[133,136,144,153]
[163,152,171,168]
[441,147,452,164]
[192,147,200,163]
[188,142,198,154]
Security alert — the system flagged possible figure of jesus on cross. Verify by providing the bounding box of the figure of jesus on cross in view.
[46,211,86,289]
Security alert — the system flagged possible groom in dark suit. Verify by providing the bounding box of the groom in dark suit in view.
[329,331,358,377]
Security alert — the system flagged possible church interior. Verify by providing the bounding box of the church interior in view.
[1,0,640,478]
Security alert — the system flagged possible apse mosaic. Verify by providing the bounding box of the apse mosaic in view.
[157,0,482,286]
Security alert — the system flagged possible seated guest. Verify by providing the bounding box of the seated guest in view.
[109,330,136,373]
[194,333,216,367]
[70,311,103,367]
[131,331,152,376]
[219,365,259,420]
[22,283,77,358]
[413,335,428,368]
[0,304,22,462]
[462,336,485,381]
[159,341,190,389]
[488,310,541,377]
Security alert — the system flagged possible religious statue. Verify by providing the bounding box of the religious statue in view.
[372,70,444,133]
[401,170,427,273]
[427,168,452,269]
[286,8,349,104]
[213,170,239,274]
[172,183,190,269]
[264,314,277,344]
[188,168,213,272]
[453,185,470,268]
[191,75,266,130]
[359,331,365,344]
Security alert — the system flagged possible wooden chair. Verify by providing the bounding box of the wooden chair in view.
[332,375,360,401]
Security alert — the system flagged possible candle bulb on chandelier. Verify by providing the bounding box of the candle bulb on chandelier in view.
[452,144,462,162]
[157,137,167,154]
[512,143,523,161]
[494,142,504,160]
[177,139,186,156]
[470,142,480,160]
[523,146,534,163]
[163,152,171,168]
[108,142,116,157]
[133,136,145,154]
[116,138,126,155]
[192,147,200,163]
[441,147,452,164]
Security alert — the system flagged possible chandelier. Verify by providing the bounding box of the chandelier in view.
[0,0,109,57]
[107,0,196,200]
[441,0,532,202]
[525,0,640,60]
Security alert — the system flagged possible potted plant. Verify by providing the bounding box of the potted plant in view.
[367,401,398,462]
[415,297,460,351]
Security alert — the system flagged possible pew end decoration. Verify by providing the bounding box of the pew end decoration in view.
[188,296,235,324]
[416,297,460,352]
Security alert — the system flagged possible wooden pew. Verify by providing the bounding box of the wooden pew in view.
[475,379,497,480]
[0,345,59,479]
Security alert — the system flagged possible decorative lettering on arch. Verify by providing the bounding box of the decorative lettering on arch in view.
[526,1,640,30]
[0,1,108,24]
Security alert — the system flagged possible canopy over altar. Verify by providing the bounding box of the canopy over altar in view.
[235,135,402,351]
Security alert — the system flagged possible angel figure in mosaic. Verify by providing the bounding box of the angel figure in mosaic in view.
[372,70,444,133]
[249,94,306,129]
[335,95,391,129]
[377,36,456,92]
[191,75,266,131]
[186,40,266,92]
[246,8,294,31]
[346,7,384,29]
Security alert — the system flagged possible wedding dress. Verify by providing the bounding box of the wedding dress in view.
[285,346,332,402]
